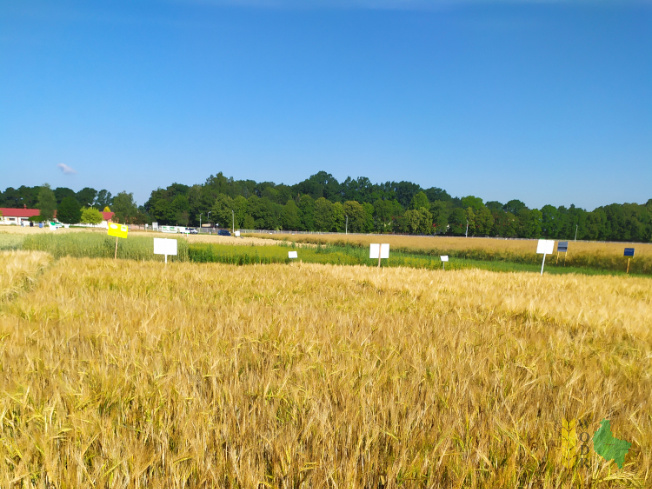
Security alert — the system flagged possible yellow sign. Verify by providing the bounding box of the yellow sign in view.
[107,223,128,239]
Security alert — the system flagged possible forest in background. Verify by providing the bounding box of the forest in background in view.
[2,171,651,242]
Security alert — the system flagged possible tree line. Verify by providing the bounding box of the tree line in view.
[2,171,651,242]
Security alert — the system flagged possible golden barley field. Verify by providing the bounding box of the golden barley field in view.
[252,233,652,274]
[254,233,652,259]
[0,251,650,488]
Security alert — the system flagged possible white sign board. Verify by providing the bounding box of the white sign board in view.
[234,230,241,237]
[288,251,298,259]
[154,238,178,264]
[536,239,555,255]
[536,239,555,275]
[440,255,449,262]
[369,243,390,259]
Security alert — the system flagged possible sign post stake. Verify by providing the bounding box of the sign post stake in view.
[108,223,128,259]
[370,244,389,268]
[624,248,635,274]
[536,240,555,276]
[154,238,178,266]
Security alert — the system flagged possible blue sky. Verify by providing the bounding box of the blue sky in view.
[1,0,650,210]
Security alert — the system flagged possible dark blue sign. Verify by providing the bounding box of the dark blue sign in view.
[624,248,635,257]
[558,241,568,253]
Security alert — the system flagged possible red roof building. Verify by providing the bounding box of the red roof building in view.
[0,208,115,226]
[0,207,41,225]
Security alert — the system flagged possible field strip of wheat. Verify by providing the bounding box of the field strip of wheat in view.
[0,255,650,487]
[0,250,52,302]
[255,233,652,258]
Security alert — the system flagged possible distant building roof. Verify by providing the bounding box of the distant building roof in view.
[0,207,40,218]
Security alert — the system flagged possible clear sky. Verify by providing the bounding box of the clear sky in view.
[1,0,650,210]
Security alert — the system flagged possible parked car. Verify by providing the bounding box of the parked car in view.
[187,228,198,234]
[218,229,231,236]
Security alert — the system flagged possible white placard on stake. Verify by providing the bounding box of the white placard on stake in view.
[380,243,389,259]
[369,243,380,259]
[536,239,555,255]
[154,238,178,264]
[440,255,449,262]
[234,230,241,237]
[288,251,298,259]
[370,244,390,259]
[370,243,390,268]
[536,239,555,275]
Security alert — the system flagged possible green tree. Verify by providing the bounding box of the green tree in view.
[233,196,248,229]
[373,199,403,233]
[298,195,315,231]
[331,202,345,231]
[54,187,76,205]
[485,201,504,213]
[281,200,301,230]
[518,208,542,238]
[504,199,527,215]
[461,195,484,212]
[76,187,98,207]
[430,200,449,235]
[493,211,518,237]
[541,205,562,238]
[57,196,82,224]
[112,192,138,224]
[448,208,467,235]
[466,208,476,236]
[410,191,430,210]
[248,196,280,229]
[393,181,422,208]
[37,184,57,221]
[96,189,113,209]
[171,194,190,226]
[314,197,334,231]
[342,201,368,233]
[402,208,433,235]
[424,187,451,203]
[211,193,235,229]
[474,206,494,236]
[81,207,103,225]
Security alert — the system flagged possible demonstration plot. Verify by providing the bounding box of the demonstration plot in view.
[0,256,649,487]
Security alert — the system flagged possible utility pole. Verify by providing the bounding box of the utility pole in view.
[465,220,469,238]
[232,209,235,234]
[207,211,211,233]
[574,224,578,241]
[345,215,348,235]
[199,213,202,232]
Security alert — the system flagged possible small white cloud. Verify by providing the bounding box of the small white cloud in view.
[57,163,77,175]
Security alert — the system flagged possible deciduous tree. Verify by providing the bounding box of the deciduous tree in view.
[37,184,56,221]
